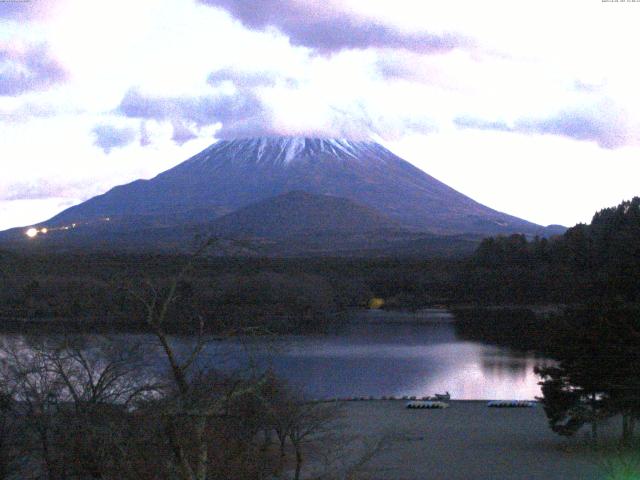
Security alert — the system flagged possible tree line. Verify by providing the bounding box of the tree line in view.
[0,252,458,333]
[466,196,640,304]
[462,198,640,447]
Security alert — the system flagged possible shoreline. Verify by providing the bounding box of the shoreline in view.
[0,305,565,333]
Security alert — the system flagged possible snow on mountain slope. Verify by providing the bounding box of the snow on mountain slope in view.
[190,138,369,167]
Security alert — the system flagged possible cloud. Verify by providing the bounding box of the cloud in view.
[91,124,137,153]
[322,103,435,141]
[139,121,151,147]
[0,102,62,123]
[117,87,274,140]
[1,179,89,201]
[516,112,624,149]
[455,116,512,132]
[199,0,467,54]
[208,67,285,88]
[454,109,628,149]
[170,119,198,145]
[116,81,438,141]
[376,55,422,81]
[0,1,51,20]
[0,43,67,96]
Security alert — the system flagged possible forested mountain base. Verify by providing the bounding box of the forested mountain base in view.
[0,254,458,333]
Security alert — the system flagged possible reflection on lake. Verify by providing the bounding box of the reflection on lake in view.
[160,309,551,400]
[0,310,551,400]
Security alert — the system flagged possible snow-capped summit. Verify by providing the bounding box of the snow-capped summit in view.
[183,137,389,169]
[39,136,543,237]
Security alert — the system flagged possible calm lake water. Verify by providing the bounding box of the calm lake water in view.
[183,309,550,400]
[1,310,550,400]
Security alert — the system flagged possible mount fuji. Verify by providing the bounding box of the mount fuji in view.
[0,137,563,255]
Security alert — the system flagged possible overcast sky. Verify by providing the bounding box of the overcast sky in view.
[2,0,640,231]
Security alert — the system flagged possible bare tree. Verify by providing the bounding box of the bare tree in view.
[127,240,278,480]
[288,402,339,480]
[0,335,164,480]
[0,336,69,479]
[0,384,16,480]
[46,336,162,479]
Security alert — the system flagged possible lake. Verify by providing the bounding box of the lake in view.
[0,309,550,400]
[184,309,550,400]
